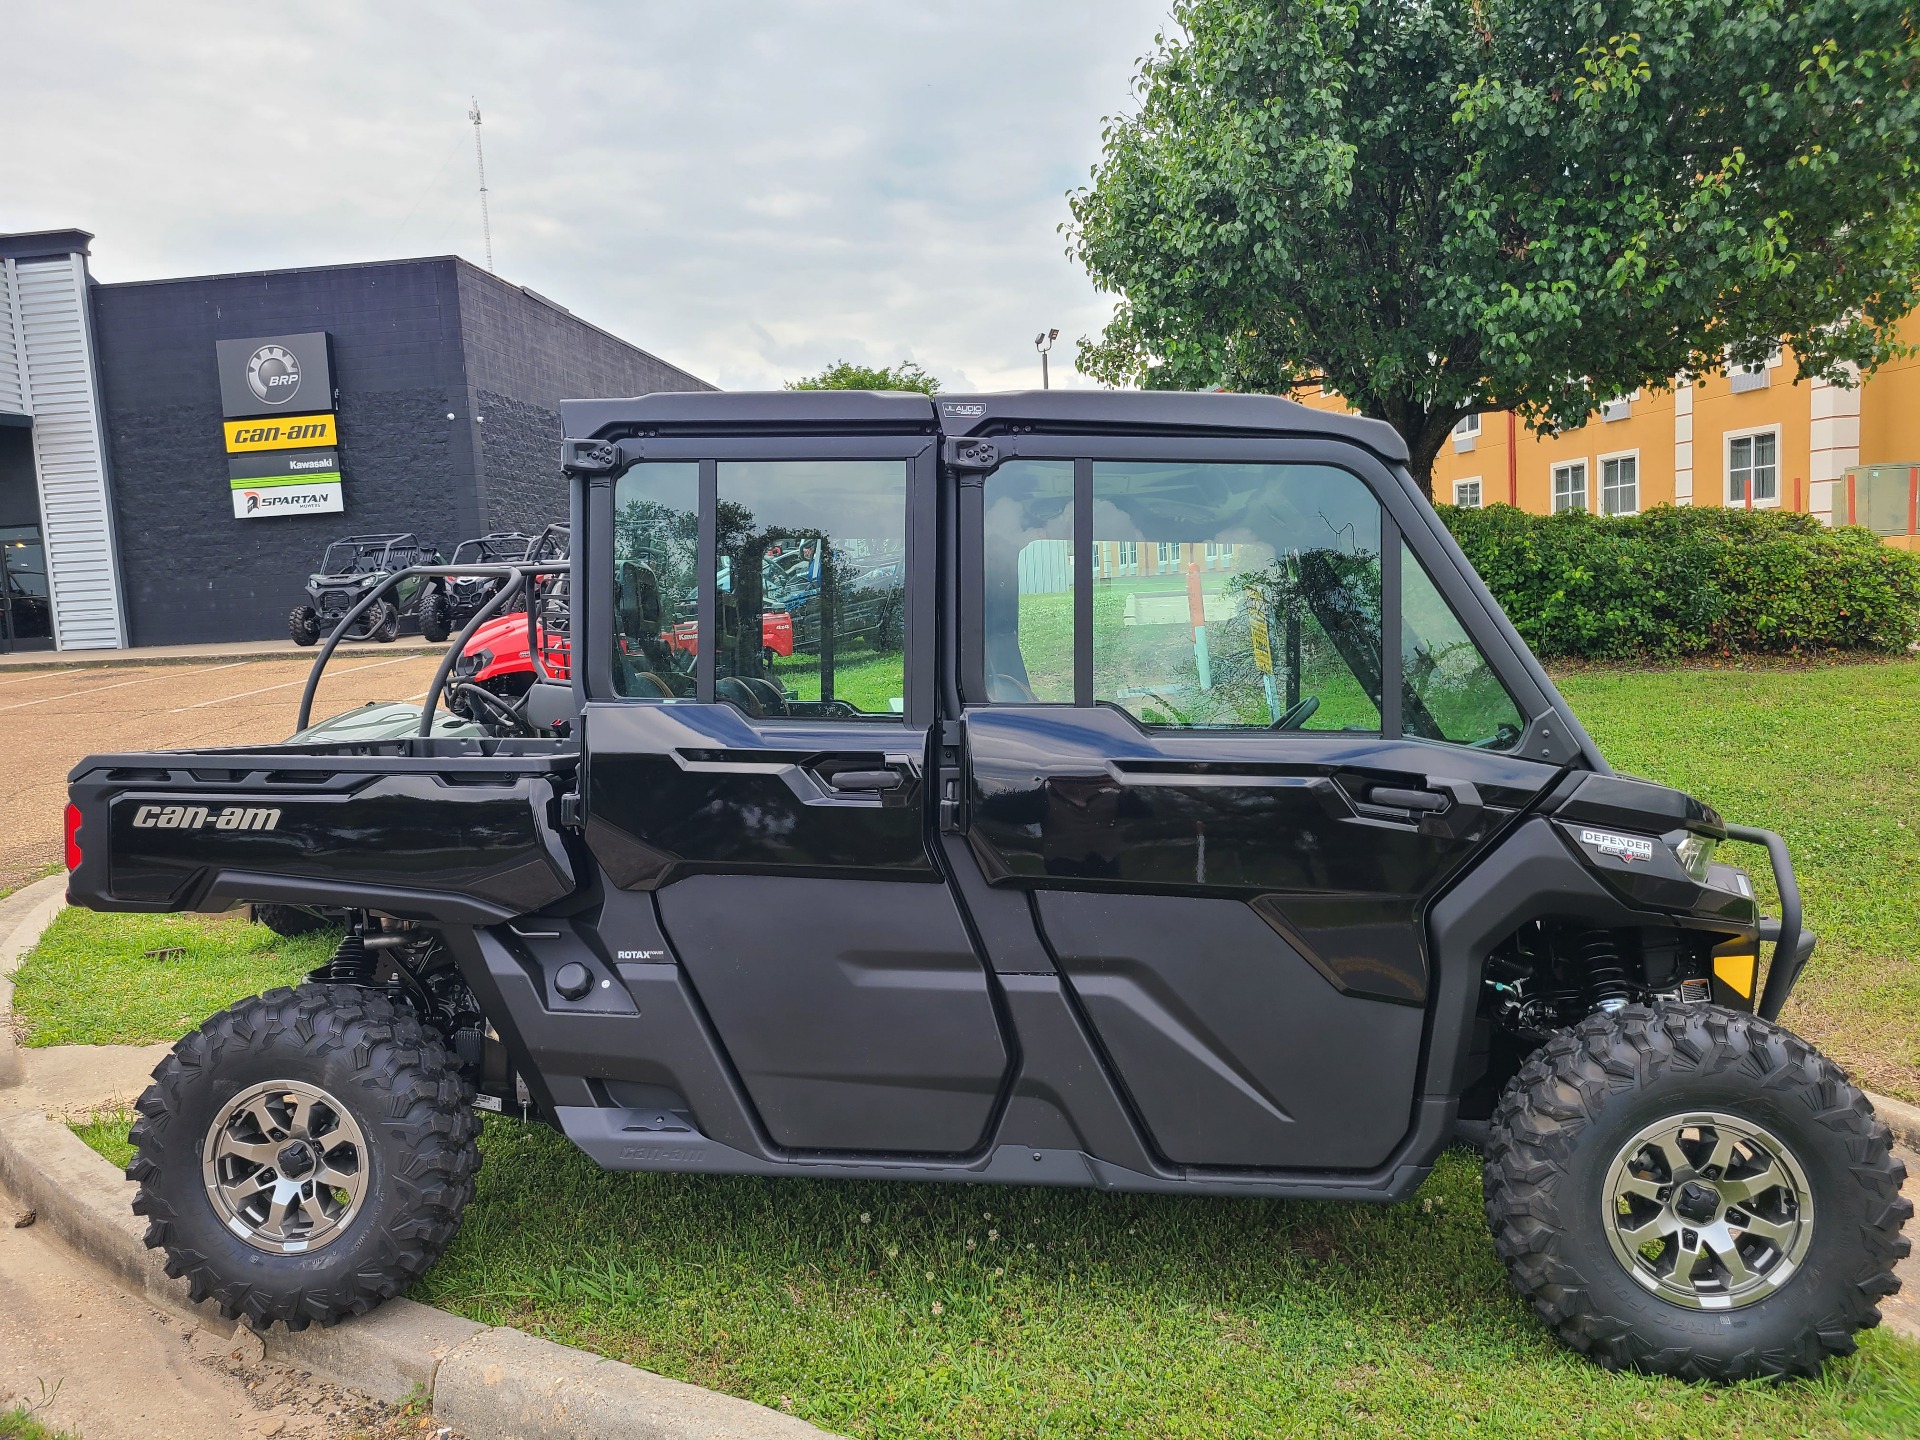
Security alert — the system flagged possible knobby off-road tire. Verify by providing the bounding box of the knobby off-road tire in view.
[287,605,320,647]
[1485,1003,1910,1380]
[418,590,452,644]
[369,600,401,643]
[127,985,480,1331]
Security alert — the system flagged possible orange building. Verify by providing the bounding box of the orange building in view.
[1304,310,1920,547]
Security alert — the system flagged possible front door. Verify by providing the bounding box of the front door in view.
[957,446,1563,1170]
[583,439,1011,1155]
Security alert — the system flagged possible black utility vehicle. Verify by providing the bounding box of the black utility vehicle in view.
[420,531,534,642]
[68,392,1907,1378]
[288,534,443,645]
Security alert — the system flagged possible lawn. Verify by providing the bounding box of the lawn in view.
[8,908,332,1048]
[30,658,1920,1438]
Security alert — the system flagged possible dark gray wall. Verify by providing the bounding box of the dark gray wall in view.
[454,264,713,534]
[0,426,36,530]
[91,257,710,646]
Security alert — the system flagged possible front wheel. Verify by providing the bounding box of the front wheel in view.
[288,605,320,647]
[127,985,480,1330]
[1484,1003,1910,1380]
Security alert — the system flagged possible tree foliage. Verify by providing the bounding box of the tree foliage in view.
[1068,0,1920,494]
[786,359,942,394]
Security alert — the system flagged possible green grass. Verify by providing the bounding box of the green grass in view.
[1557,658,1920,1104]
[0,1404,78,1440]
[9,909,335,1048]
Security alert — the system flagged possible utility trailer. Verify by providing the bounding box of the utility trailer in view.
[66,389,1907,1377]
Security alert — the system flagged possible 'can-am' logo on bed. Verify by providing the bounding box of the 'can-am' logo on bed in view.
[1579,828,1654,863]
[131,805,282,832]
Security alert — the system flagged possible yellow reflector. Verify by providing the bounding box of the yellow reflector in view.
[1713,953,1757,999]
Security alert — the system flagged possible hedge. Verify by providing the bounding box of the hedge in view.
[1438,504,1920,660]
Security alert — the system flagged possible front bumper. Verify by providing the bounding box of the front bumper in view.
[1725,824,1815,1021]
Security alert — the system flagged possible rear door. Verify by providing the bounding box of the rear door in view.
[953,431,1567,1171]
[580,410,1011,1156]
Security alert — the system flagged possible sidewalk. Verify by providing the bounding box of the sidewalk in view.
[0,636,445,673]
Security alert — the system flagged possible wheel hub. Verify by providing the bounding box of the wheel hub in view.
[201,1080,369,1255]
[1602,1111,1814,1310]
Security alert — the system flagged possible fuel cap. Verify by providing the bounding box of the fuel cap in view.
[553,962,593,1001]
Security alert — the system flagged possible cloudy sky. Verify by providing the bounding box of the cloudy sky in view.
[0,1,1173,391]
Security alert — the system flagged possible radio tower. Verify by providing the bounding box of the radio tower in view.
[469,98,494,272]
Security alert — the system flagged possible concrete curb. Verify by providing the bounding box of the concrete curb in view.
[0,1105,838,1437]
[1873,1089,1920,1154]
[0,875,69,1090]
[0,888,837,1438]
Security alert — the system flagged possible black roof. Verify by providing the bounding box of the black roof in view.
[559,387,1407,463]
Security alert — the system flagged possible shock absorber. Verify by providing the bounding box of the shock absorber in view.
[312,931,376,986]
[1577,929,1633,1013]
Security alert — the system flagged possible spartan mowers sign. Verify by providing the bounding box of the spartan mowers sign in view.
[228,449,344,518]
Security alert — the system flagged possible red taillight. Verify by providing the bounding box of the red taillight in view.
[65,803,82,871]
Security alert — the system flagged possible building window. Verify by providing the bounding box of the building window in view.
[1600,454,1638,515]
[1599,393,1635,423]
[1552,461,1589,514]
[1453,479,1483,509]
[1728,344,1783,394]
[1116,540,1138,575]
[1156,540,1180,571]
[1728,431,1779,506]
[1451,412,1481,453]
[1453,414,1481,437]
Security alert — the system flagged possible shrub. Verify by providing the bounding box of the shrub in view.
[1439,504,1920,660]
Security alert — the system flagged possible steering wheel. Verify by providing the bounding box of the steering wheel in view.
[449,682,534,736]
[1270,694,1320,730]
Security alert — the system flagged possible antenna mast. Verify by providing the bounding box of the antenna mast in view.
[469,98,494,273]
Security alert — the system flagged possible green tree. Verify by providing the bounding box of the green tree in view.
[785,359,942,394]
[1068,0,1920,496]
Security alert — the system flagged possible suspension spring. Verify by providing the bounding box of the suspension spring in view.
[312,932,376,986]
[1577,930,1633,1013]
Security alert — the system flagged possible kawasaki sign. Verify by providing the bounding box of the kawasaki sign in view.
[228,448,343,519]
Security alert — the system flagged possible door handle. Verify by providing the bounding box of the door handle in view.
[1369,786,1447,813]
[824,769,903,792]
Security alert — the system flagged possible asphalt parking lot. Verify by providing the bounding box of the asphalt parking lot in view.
[0,651,447,894]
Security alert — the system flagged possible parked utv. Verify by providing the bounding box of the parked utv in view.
[68,391,1907,1379]
[288,534,443,645]
[419,532,534,642]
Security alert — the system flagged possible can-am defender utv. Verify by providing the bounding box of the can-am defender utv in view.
[67,390,1906,1378]
[288,534,443,645]
[418,524,572,644]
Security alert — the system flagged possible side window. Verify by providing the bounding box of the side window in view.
[1092,462,1382,730]
[714,460,906,720]
[611,461,700,699]
[1399,540,1524,749]
[980,459,1075,702]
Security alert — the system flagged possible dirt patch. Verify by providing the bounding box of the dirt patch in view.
[0,654,444,894]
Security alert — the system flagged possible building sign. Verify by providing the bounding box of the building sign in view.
[228,448,343,519]
[224,414,337,452]
[214,332,334,419]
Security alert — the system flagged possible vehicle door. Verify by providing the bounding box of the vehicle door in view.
[953,438,1568,1171]
[581,432,1011,1156]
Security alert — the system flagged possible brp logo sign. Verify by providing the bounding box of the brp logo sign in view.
[246,344,302,406]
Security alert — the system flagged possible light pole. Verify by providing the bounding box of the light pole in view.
[1034,328,1059,389]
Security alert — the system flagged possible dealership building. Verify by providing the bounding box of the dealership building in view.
[0,229,711,652]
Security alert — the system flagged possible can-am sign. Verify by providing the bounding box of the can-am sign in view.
[214,332,334,420]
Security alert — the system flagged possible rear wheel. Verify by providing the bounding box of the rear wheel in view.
[418,590,452,644]
[1484,1003,1910,1380]
[287,606,320,647]
[127,985,480,1330]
